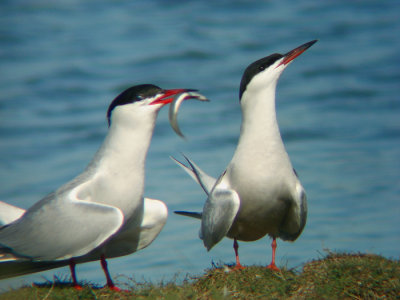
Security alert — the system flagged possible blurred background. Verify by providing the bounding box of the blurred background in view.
[0,0,399,290]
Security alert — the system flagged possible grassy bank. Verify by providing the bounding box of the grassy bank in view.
[0,252,399,299]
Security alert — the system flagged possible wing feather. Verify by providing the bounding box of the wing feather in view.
[201,177,240,251]
[0,187,124,261]
[0,202,25,226]
[171,154,216,195]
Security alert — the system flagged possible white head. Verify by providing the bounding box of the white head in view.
[239,40,317,105]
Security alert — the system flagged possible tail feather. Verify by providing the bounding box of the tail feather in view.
[0,203,70,280]
[174,211,202,220]
[0,256,69,280]
[171,154,216,195]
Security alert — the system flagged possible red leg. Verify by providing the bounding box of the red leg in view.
[101,255,121,291]
[69,259,83,290]
[232,239,245,270]
[266,238,280,271]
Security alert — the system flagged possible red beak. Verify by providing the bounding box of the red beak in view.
[150,89,197,105]
[277,40,317,67]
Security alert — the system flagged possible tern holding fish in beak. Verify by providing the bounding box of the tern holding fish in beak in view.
[0,84,208,290]
[174,41,317,270]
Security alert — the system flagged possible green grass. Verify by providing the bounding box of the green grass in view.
[1,252,399,299]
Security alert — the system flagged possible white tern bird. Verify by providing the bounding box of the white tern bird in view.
[0,84,207,289]
[174,40,317,270]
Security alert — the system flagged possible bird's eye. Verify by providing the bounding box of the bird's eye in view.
[259,66,265,71]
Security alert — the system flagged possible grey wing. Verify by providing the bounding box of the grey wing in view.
[171,154,216,195]
[278,180,308,241]
[0,202,25,226]
[201,177,240,251]
[0,187,124,261]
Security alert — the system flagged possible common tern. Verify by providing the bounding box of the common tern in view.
[0,84,208,289]
[174,41,317,270]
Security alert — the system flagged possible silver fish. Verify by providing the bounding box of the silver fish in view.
[169,92,209,138]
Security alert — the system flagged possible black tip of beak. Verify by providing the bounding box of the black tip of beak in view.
[304,39,318,49]
[279,40,318,67]
[284,40,318,57]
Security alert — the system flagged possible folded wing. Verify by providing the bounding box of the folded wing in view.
[201,176,240,251]
[0,202,25,227]
[0,186,124,261]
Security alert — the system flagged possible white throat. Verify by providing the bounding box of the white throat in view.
[83,107,158,215]
[229,79,293,181]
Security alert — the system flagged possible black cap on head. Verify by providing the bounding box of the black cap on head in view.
[107,84,163,125]
[239,53,283,100]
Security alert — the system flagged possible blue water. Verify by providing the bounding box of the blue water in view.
[1,0,399,291]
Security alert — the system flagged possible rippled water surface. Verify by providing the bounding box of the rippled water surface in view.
[1,0,399,290]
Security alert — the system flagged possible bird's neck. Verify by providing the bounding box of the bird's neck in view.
[232,84,291,169]
[85,112,157,212]
[98,120,155,174]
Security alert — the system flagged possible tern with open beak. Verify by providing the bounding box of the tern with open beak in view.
[174,41,317,270]
[0,84,208,289]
